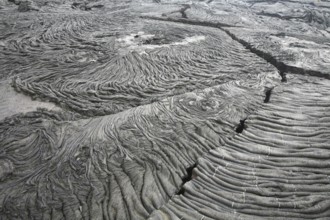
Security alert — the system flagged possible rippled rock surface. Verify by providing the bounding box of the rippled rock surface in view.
[0,0,329,219]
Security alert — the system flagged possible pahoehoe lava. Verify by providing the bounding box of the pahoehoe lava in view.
[0,0,330,220]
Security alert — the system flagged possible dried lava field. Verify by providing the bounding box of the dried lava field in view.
[1,0,330,219]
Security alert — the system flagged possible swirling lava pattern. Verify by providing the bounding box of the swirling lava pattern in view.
[0,0,330,220]
[9,17,276,116]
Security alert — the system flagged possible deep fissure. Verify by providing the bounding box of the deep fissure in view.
[179,5,190,19]
[142,16,330,81]
[221,29,330,81]
[280,71,287,82]
[176,163,197,195]
[264,87,273,103]
[235,118,247,133]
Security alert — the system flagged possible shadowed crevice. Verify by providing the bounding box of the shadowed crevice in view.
[221,28,330,81]
[179,4,190,19]
[142,16,330,81]
[280,71,287,82]
[235,118,247,133]
[176,163,197,195]
[141,16,237,28]
[264,87,273,103]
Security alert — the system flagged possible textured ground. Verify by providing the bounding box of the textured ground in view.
[0,0,330,219]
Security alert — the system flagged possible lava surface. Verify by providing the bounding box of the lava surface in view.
[0,0,330,219]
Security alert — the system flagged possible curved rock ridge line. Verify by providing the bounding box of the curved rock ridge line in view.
[0,80,268,220]
[149,77,330,219]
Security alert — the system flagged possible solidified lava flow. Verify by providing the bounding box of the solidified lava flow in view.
[0,0,330,220]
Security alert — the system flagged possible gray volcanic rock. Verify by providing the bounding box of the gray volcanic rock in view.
[0,0,330,220]
[146,0,330,77]
[2,10,278,116]
[0,80,266,219]
[149,75,330,219]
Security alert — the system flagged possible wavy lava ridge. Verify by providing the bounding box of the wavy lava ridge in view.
[149,76,330,219]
